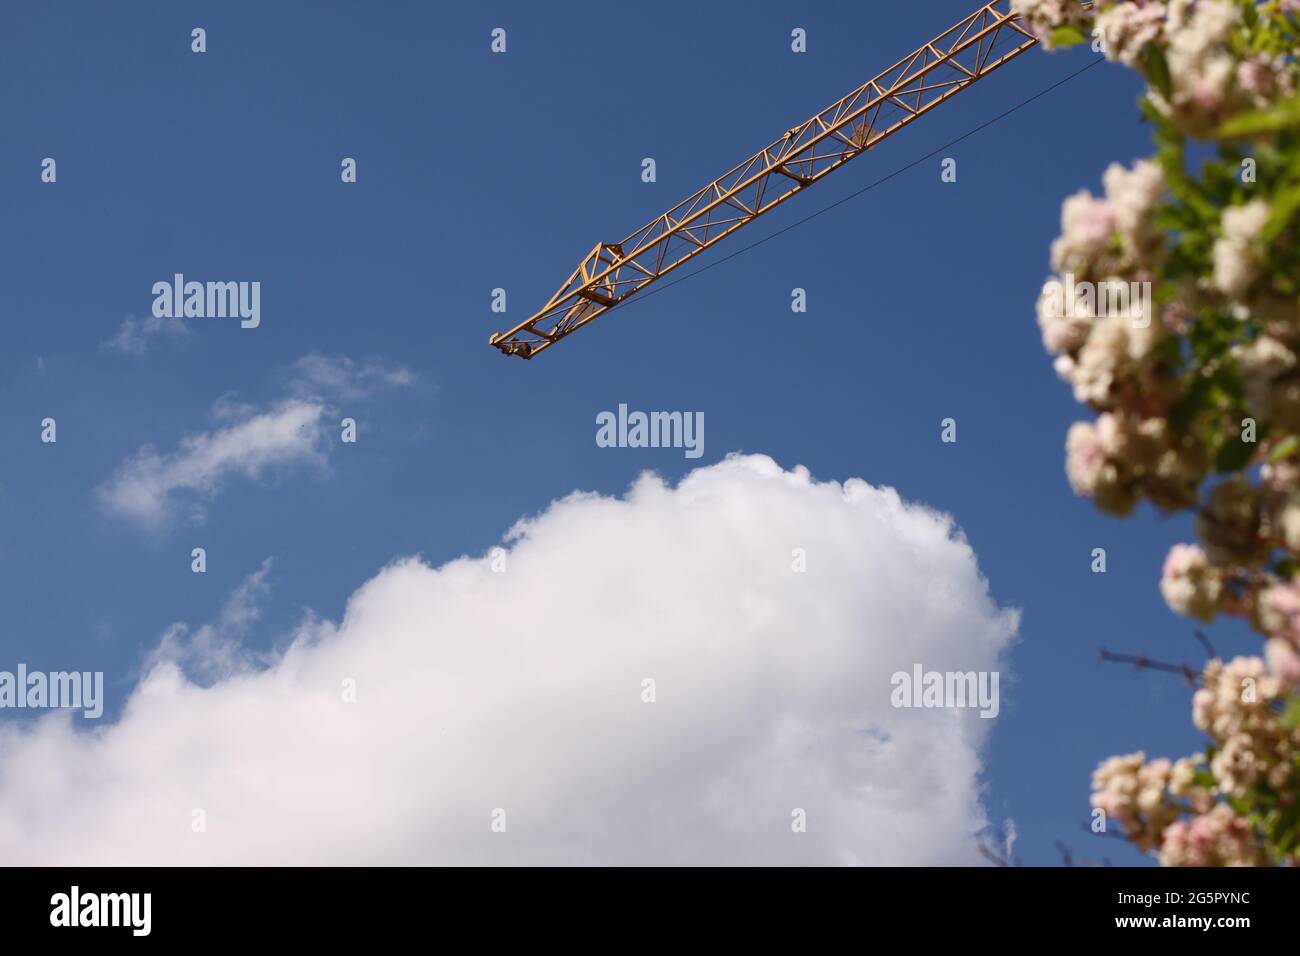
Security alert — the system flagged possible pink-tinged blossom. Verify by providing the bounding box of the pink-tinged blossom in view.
[1265,638,1300,686]
[1259,581,1300,648]
[1159,543,1222,622]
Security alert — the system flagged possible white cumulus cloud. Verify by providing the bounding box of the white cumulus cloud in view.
[3,455,1018,865]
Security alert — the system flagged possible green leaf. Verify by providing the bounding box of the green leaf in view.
[1050,25,1087,48]
[1269,435,1300,463]
[1217,95,1300,137]
[1153,280,1180,305]
[1170,376,1212,428]
[1143,45,1172,101]
[1264,182,1300,242]
[1138,95,1175,134]
[1282,697,1300,731]
[1269,781,1300,853]
[1215,434,1256,473]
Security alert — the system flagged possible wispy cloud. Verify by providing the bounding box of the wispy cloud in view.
[98,354,415,527]
[102,314,191,356]
[98,400,329,525]
[286,354,417,402]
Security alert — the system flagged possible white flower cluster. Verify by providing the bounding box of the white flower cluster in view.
[1091,752,1205,851]
[1157,483,1300,651]
[1193,657,1296,795]
[1090,654,1297,866]
[1159,543,1224,621]
[1214,199,1272,300]
[1234,334,1300,432]
[1011,0,1095,47]
[1035,0,1300,865]
[1067,0,1299,134]
[1096,0,1167,66]
[1047,160,1166,281]
[1040,164,1175,395]
[1159,802,1264,865]
[1196,477,1270,567]
[1257,582,1300,682]
[1036,158,1214,514]
[1065,413,1204,515]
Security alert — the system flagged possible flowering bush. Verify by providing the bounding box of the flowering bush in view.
[1016,0,1300,864]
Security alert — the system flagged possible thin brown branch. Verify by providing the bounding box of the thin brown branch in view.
[1098,648,1201,686]
[975,837,1019,867]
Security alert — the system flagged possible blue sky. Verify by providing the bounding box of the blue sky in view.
[1,0,1256,865]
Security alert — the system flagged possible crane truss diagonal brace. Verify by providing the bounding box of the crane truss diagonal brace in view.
[490,0,1038,358]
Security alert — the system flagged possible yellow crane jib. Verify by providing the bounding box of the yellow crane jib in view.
[489,0,1040,359]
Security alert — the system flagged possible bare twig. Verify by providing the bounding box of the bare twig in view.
[976,837,1020,867]
[1099,648,1200,686]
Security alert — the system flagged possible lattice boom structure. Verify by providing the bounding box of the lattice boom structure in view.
[490,0,1040,359]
